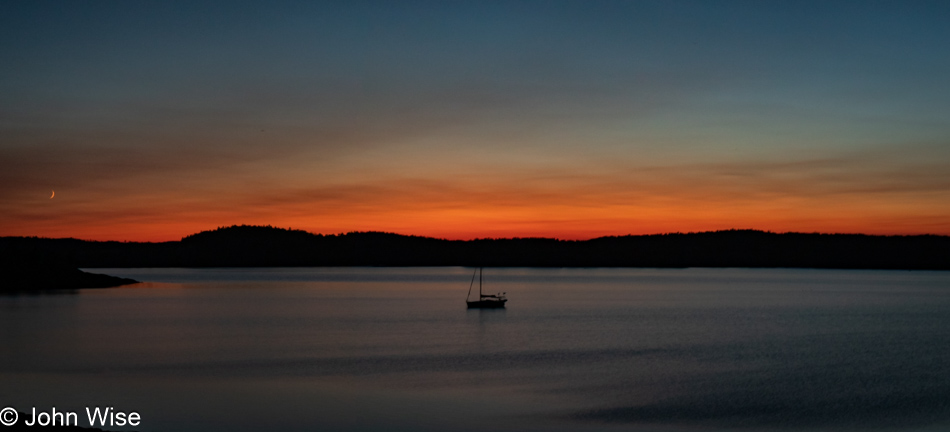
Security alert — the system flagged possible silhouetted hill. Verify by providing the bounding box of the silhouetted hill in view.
[1,226,949,270]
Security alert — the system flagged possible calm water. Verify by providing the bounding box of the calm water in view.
[2,267,950,432]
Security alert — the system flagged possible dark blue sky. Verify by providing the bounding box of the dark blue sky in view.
[2,1,950,240]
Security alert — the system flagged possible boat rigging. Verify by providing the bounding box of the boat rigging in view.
[465,267,506,309]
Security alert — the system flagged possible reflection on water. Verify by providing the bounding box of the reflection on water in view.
[2,267,950,432]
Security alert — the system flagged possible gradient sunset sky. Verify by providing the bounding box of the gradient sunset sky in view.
[2,1,949,241]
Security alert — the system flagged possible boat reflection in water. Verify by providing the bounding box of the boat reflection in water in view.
[465,267,507,309]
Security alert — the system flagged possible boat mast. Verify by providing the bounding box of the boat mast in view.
[466,268,477,301]
[479,267,483,297]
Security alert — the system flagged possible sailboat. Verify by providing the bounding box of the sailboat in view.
[465,267,506,309]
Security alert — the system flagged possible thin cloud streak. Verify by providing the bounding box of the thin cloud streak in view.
[5,151,946,241]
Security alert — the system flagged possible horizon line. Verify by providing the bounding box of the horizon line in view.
[5,224,950,244]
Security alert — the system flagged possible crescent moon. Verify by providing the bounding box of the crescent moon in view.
[50,190,55,199]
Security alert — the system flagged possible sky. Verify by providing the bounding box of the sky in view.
[2,0,950,241]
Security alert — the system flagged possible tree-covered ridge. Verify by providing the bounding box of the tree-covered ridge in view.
[2,226,948,270]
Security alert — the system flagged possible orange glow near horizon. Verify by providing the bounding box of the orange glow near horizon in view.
[3,126,949,242]
[5,181,949,242]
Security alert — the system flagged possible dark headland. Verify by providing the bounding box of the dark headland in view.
[0,251,138,293]
[2,225,949,271]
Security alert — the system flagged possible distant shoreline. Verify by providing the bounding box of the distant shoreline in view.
[0,264,138,293]
[2,225,949,271]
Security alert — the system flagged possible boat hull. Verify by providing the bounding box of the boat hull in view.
[466,299,507,309]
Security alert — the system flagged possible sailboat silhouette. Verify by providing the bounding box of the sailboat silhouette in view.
[465,267,506,309]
